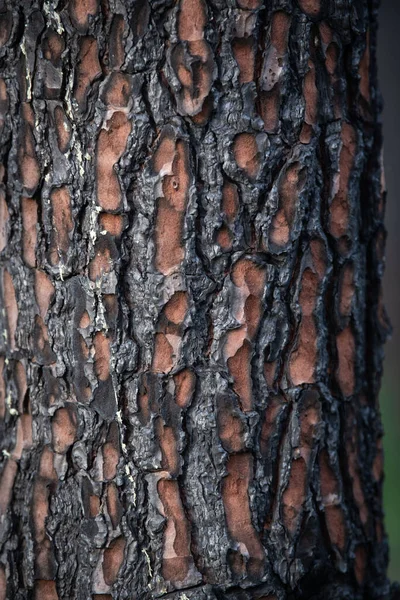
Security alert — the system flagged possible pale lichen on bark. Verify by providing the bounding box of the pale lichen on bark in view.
[0,0,396,599]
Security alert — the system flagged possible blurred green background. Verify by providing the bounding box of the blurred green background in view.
[378,0,400,583]
[381,379,400,581]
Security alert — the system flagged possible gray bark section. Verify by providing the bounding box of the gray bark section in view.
[0,0,396,599]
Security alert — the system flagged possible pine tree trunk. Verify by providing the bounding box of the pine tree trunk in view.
[0,0,395,599]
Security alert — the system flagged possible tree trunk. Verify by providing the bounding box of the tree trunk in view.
[0,0,395,599]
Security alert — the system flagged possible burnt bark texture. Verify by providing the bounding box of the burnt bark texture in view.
[0,0,396,599]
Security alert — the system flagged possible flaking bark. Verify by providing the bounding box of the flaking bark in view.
[0,0,396,599]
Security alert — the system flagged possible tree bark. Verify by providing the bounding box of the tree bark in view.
[0,0,396,599]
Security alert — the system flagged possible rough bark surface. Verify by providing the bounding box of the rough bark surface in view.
[0,0,396,599]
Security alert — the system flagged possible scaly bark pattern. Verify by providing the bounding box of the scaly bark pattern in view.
[0,0,395,599]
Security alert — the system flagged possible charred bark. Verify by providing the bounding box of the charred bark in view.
[0,0,396,599]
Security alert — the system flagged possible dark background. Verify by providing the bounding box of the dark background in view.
[377,0,400,581]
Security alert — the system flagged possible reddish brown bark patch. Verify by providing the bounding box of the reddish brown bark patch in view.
[231,257,266,297]
[152,133,176,174]
[244,293,262,339]
[138,380,150,425]
[190,94,213,126]
[42,30,64,64]
[32,315,57,366]
[228,339,252,412]
[0,187,8,253]
[74,37,101,110]
[11,415,28,461]
[156,419,179,476]
[282,457,307,535]
[289,270,318,385]
[154,140,189,275]
[173,41,214,117]
[301,60,318,142]
[217,399,245,453]
[178,0,206,41]
[216,225,233,251]
[49,186,73,266]
[33,448,58,580]
[102,443,119,481]
[34,270,55,319]
[289,240,326,385]
[359,31,371,111]
[89,243,112,282]
[102,72,131,108]
[109,15,125,70]
[280,394,320,537]
[162,139,190,212]
[232,37,255,84]
[0,77,10,128]
[233,133,259,180]
[89,494,100,517]
[172,0,214,118]
[21,413,33,453]
[0,11,12,48]
[289,239,327,385]
[34,580,59,600]
[324,34,337,68]
[271,11,291,54]
[99,213,124,237]
[258,11,291,133]
[0,357,4,420]
[96,111,131,211]
[3,270,18,350]
[324,505,346,552]
[107,482,123,529]
[299,395,320,454]
[319,450,346,551]
[174,368,196,408]
[259,90,280,134]
[69,0,99,32]
[0,459,18,516]
[237,0,261,8]
[158,478,192,582]
[154,200,185,273]
[298,0,320,17]
[336,326,355,397]
[260,396,285,457]
[354,545,367,586]
[0,565,5,600]
[15,360,27,412]
[94,332,111,381]
[102,424,120,481]
[346,413,369,527]
[103,537,126,585]
[163,292,188,325]
[329,123,357,242]
[152,333,175,374]
[339,262,354,318]
[269,163,303,248]
[103,293,118,329]
[54,106,71,154]
[225,259,267,411]
[21,197,37,267]
[221,181,239,223]
[51,406,77,454]
[222,454,264,575]
[18,105,40,196]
